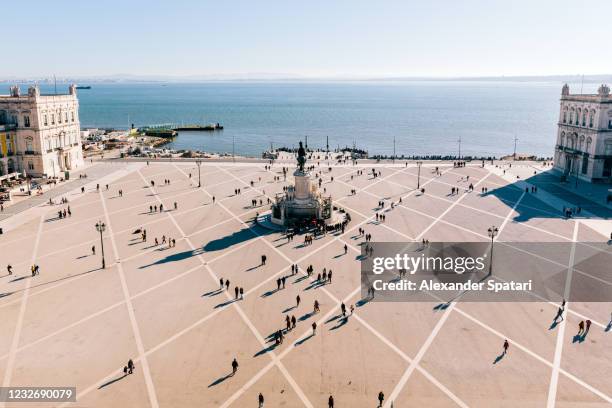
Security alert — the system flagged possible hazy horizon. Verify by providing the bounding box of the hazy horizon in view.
[3,74,612,84]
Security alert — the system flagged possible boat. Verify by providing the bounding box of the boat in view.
[144,129,177,138]
[75,85,91,89]
[174,123,224,131]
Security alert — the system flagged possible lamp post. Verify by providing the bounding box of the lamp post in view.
[574,153,579,189]
[195,160,202,188]
[95,221,106,269]
[458,136,462,160]
[513,135,518,160]
[416,161,423,189]
[487,225,498,276]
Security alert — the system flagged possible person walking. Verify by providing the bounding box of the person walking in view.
[258,393,264,408]
[341,302,346,317]
[231,358,239,375]
[378,391,385,407]
[127,359,135,374]
[240,287,244,299]
[235,286,239,299]
[328,395,334,408]
[296,295,301,308]
[291,315,297,329]
[219,278,224,290]
[7,264,12,275]
[261,254,267,265]
[92,245,96,256]
[312,322,317,335]
[503,339,509,355]
[578,321,585,335]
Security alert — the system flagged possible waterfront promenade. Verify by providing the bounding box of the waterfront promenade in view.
[0,159,610,407]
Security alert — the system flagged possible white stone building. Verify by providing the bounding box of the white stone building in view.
[554,84,612,183]
[0,84,84,177]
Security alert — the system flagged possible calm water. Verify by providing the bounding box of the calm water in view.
[35,81,594,158]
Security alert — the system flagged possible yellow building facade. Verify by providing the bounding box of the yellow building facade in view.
[0,126,17,176]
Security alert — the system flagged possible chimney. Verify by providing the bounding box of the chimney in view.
[9,85,20,97]
[561,83,570,96]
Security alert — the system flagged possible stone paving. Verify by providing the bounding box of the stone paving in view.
[0,160,610,408]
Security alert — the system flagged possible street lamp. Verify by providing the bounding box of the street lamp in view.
[487,225,498,276]
[573,153,580,189]
[195,160,202,188]
[416,161,423,189]
[458,136,462,160]
[95,221,106,269]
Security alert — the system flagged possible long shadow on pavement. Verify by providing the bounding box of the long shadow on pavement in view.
[295,333,315,346]
[138,225,274,269]
[208,372,234,387]
[493,352,506,364]
[99,374,128,389]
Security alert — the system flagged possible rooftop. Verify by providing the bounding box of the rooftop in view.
[561,83,612,103]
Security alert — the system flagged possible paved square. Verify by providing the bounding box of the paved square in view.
[0,159,610,407]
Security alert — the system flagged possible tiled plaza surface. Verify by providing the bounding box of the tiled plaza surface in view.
[0,159,610,407]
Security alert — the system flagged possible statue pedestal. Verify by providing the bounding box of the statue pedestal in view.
[270,146,345,227]
[293,170,312,202]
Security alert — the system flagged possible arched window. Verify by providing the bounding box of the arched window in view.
[576,109,581,125]
[589,110,595,127]
[560,132,565,147]
[579,135,585,151]
[586,137,592,153]
[582,111,586,126]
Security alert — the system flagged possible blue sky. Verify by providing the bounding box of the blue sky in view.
[4,0,611,78]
